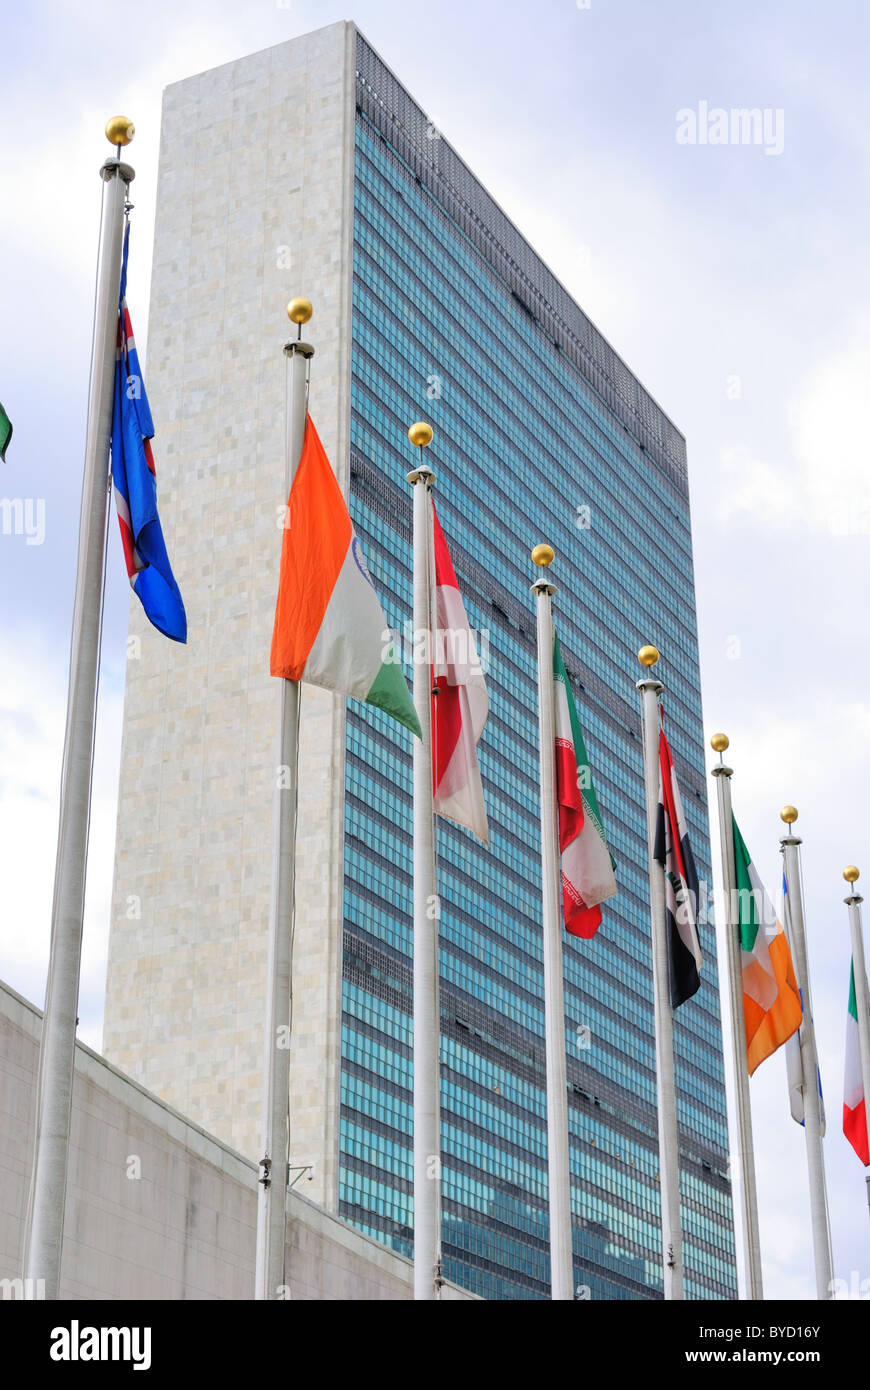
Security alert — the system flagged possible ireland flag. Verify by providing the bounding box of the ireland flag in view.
[732,816,802,1074]
[843,960,870,1166]
[270,416,420,737]
[553,632,617,937]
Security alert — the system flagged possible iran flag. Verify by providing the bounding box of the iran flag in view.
[431,504,489,843]
[844,960,870,1166]
[553,632,617,937]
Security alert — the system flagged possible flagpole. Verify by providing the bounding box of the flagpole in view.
[710,733,764,1299]
[636,645,683,1300]
[843,867,870,1208]
[407,421,441,1301]
[255,299,314,1300]
[779,808,833,1298]
[22,120,135,1301]
[531,545,574,1301]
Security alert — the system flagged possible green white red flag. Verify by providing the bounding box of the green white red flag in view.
[553,631,616,937]
[844,959,870,1166]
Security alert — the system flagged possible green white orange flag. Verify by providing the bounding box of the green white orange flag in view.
[270,416,420,737]
[732,815,802,1075]
[843,960,870,1165]
[554,632,617,937]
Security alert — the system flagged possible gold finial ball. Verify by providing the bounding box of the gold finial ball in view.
[408,422,433,449]
[531,544,555,568]
[638,644,659,668]
[710,733,729,753]
[780,805,798,825]
[105,116,134,146]
[287,298,313,325]
[844,865,860,884]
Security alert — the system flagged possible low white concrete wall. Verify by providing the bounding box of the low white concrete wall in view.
[0,983,474,1300]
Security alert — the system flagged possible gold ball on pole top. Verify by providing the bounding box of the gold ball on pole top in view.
[105,116,134,146]
[408,421,433,449]
[844,865,860,884]
[287,298,313,325]
[531,544,555,568]
[780,805,798,825]
[710,733,729,753]
[637,644,659,668]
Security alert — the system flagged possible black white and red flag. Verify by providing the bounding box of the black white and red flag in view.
[654,718,703,1008]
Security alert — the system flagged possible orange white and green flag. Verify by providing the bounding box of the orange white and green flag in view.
[270,416,420,737]
[732,815,802,1075]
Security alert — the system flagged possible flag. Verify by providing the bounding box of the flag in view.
[732,816,802,1074]
[0,401,11,461]
[431,502,488,841]
[654,722,703,1006]
[271,416,419,737]
[843,960,870,1165]
[783,873,825,1131]
[553,632,616,937]
[111,226,187,643]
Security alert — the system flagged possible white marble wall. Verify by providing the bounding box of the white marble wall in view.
[1,984,475,1300]
[103,23,356,1207]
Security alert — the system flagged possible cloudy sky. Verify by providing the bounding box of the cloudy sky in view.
[2,0,868,1300]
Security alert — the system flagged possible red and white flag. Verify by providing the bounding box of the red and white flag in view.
[431,503,489,844]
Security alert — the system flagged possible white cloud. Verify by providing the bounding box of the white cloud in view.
[717,326,870,536]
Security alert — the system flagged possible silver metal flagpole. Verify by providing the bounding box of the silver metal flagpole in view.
[843,866,870,1216]
[531,545,573,1301]
[22,119,135,1301]
[636,645,683,1301]
[779,807,833,1299]
[710,733,764,1299]
[255,299,314,1300]
[407,421,441,1301]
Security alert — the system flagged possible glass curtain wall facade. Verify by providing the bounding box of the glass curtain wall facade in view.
[339,35,736,1300]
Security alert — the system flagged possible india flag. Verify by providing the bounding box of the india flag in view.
[270,417,420,737]
[553,632,617,937]
[843,961,870,1166]
[732,815,802,1075]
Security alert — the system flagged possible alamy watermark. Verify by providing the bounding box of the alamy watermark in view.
[0,497,45,545]
[385,622,490,677]
[676,102,785,156]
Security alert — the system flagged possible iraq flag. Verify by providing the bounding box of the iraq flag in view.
[654,722,702,1007]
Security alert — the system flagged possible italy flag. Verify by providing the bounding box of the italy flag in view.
[270,417,420,737]
[843,960,870,1166]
